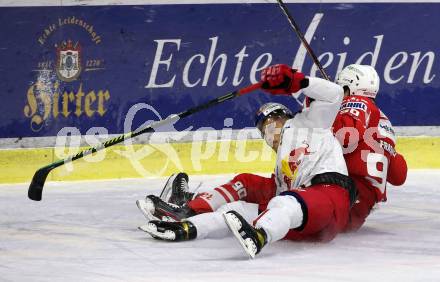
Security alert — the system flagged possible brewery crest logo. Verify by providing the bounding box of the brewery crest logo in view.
[56,40,82,82]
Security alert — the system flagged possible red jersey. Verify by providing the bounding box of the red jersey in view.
[333,95,407,202]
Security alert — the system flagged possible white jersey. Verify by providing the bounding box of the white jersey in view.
[274,77,348,195]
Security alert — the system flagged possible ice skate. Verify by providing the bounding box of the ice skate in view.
[223,210,267,259]
[139,220,197,241]
[159,172,194,206]
[138,195,196,222]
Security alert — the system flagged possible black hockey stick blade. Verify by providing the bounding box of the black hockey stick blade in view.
[28,166,53,201]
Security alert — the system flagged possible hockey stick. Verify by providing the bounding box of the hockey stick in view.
[28,82,262,201]
[276,0,330,81]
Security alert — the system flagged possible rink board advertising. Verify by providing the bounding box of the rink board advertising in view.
[0,3,439,138]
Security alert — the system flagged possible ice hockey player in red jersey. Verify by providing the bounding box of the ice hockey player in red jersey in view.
[137,64,357,258]
[332,64,408,231]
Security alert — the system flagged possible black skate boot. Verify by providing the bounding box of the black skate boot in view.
[223,210,267,259]
[137,195,196,222]
[159,172,194,207]
[139,220,197,242]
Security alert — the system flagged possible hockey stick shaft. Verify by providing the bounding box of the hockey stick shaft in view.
[28,82,262,201]
[276,0,330,81]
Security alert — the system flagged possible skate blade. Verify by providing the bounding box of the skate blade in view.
[223,212,256,259]
[159,173,176,201]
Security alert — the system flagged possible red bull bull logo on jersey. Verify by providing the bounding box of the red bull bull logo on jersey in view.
[281,141,315,188]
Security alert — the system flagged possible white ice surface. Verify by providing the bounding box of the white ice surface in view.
[1,171,440,282]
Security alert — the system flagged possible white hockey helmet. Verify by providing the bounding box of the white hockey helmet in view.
[336,64,380,99]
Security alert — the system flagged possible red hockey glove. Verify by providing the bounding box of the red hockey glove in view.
[260,64,308,95]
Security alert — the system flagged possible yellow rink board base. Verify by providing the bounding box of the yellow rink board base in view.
[1,137,439,184]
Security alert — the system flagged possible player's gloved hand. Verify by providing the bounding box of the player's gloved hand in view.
[260,64,308,95]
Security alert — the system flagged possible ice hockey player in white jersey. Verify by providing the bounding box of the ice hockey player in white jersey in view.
[138,64,356,258]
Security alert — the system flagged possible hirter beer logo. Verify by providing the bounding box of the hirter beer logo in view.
[25,17,109,132]
[56,40,82,82]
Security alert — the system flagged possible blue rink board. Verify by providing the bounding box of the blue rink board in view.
[0,3,439,138]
